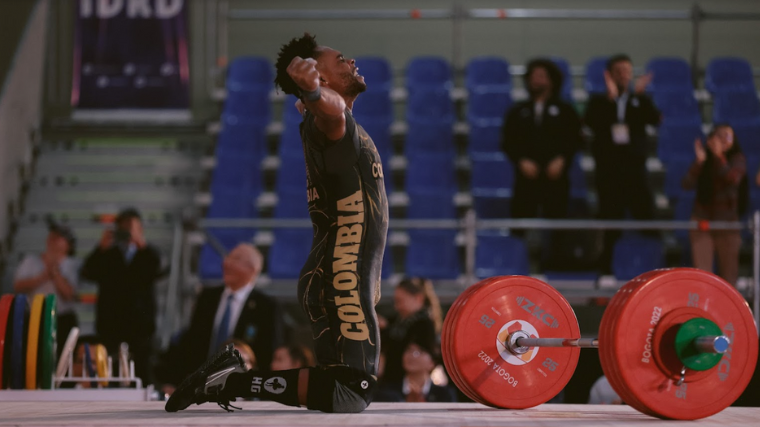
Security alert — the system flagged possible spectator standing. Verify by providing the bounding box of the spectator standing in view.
[14,220,79,357]
[584,54,661,271]
[80,207,161,384]
[683,125,747,286]
[502,58,583,220]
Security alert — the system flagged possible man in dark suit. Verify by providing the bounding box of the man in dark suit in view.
[584,54,661,271]
[81,207,162,385]
[157,243,283,395]
[502,58,583,221]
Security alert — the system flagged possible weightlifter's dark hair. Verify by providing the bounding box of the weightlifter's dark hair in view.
[274,32,321,96]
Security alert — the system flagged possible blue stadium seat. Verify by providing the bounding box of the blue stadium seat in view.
[705,57,755,94]
[268,228,313,279]
[278,122,302,158]
[353,90,393,125]
[467,91,512,126]
[672,193,696,265]
[657,124,703,164]
[275,152,307,193]
[612,234,665,280]
[474,232,529,278]
[405,230,460,279]
[465,57,511,92]
[382,244,394,279]
[733,123,760,156]
[406,89,455,124]
[207,188,258,219]
[405,122,455,157]
[406,189,455,219]
[653,92,702,128]
[645,57,693,93]
[467,123,502,156]
[470,153,512,218]
[584,56,608,95]
[405,153,457,194]
[569,155,587,201]
[472,188,511,219]
[199,244,224,280]
[274,188,309,219]
[712,91,760,126]
[355,56,393,92]
[359,121,393,164]
[210,151,263,195]
[222,90,272,126]
[282,95,304,127]
[662,158,695,200]
[406,57,453,95]
[217,117,268,158]
[471,153,513,190]
[549,56,574,103]
[226,56,273,92]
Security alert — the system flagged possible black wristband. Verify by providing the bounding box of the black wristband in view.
[300,86,321,102]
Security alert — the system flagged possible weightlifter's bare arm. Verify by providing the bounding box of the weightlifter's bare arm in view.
[287,56,346,141]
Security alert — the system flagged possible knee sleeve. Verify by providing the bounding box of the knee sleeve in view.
[306,366,376,413]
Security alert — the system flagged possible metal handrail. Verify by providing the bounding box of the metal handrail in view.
[161,220,184,349]
[188,214,758,335]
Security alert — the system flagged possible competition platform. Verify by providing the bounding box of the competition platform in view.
[0,402,758,426]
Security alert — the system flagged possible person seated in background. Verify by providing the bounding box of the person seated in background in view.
[584,54,661,273]
[502,58,583,222]
[682,125,747,286]
[225,338,257,370]
[271,344,315,371]
[14,219,79,358]
[80,207,162,385]
[375,334,457,403]
[588,375,622,405]
[155,243,284,396]
[379,277,442,384]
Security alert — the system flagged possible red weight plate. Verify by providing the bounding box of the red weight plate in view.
[443,279,493,405]
[450,276,580,408]
[600,283,637,408]
[612,268,758,420]
[600,269,665,414]
[0,294,14,387]
[601,268,669,413]
[446,278,520,406]
[448,277,532,407]
[605,270,687,417]
[611,269,672,416]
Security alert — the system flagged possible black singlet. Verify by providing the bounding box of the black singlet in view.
[296,109,389,375]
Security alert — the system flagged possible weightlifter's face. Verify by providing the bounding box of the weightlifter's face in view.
[314,46,367,98]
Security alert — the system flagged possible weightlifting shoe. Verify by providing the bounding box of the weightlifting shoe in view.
[165,343,247,412]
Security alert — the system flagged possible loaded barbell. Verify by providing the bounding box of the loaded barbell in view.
[441,267,758,420]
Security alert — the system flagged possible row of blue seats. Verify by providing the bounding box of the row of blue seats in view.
[225,55,756,97]
[199,229,665,282]
[218,57,760,166]
[220,55,758,130]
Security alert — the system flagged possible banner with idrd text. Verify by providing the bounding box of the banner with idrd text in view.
[71,0,190,109]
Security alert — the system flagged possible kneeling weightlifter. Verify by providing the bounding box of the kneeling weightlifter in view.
[166,33,389,414]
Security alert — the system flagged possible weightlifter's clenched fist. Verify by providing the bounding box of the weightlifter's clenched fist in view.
[287,57,320,93]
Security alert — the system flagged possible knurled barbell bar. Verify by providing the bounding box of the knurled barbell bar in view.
[441,267,758,420]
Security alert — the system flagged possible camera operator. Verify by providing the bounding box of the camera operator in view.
[80,207,162,385]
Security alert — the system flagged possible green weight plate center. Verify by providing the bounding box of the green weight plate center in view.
[674,317,724,371]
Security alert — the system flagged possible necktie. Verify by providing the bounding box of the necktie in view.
[212,294,234,354]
